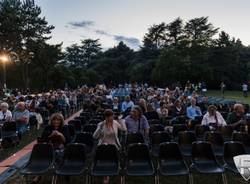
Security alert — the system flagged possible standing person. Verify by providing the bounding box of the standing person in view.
[220,82,226,98]
[93,109,127,148]
[12,102,29,139]
[93,109,127,184]
[242,83,248,98]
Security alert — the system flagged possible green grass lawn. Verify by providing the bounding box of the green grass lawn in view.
[207,90,250,104]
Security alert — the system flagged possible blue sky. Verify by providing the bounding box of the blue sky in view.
[35,0,250,50]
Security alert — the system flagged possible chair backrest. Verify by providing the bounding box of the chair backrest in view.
[126,132,145,145]
[74,116,86,126]
[172,124,188,138]
[232,132,250,146]
[178,131,196,146]
[68,119,82,131]
[205,131,224,146]
[2,121,17,132]
[64,143,86,163]
[94,144,119,162]
[29,143,54,165]
[195,125,210,138]
[149,124,165,136]
[217,126,233,139]
[176,116,188,124]
[89,119,102,125]
[159,142,183,160]
[151,131,171,146]
[191,141,216,162]
[67,124,76,138]
[74,132,94,147]
[224,141,246,163]
[127,143,150,161]
[148,119,160,125]
[82,124,97,134]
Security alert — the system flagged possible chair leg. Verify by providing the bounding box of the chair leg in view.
[189,173,194,184]
[222,173,227,184]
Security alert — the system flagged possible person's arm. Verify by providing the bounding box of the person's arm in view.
[201,114,207,125]
[116,119,127,132]
[121,102,126,112]
[217,112,227,126]
[186,107,192,119]
[93,122,104,139]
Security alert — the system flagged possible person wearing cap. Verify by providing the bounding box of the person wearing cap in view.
[0,102,12,122]
[125,106,150,137]
[201,105,226,128]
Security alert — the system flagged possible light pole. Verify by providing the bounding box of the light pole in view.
[0,54,9,89]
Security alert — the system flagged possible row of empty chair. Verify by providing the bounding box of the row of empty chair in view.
[20,140,246,184]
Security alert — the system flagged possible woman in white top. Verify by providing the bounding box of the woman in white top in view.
[93,109,127,148]
[0,102,12,122]
[201,105,227,128]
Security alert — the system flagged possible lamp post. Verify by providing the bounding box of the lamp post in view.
[0,54,9,89]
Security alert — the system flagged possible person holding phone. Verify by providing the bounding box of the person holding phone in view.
[93,109,127,148]
[201,105,226,129]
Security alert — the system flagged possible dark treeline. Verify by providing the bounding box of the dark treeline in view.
[1,0,250,91]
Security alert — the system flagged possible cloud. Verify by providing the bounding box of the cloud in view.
[67,20,94,29]
[95,29,140,49]
[113,35,140,47]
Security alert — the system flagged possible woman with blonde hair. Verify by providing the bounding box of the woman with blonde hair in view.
[41,113,70,148]
[201,105,226,129]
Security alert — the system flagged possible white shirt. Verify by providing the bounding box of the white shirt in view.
[201,111,226,126]
[242,84,248,91]
[0,110,12,121]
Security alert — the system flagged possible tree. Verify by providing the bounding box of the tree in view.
[65,39,101,67]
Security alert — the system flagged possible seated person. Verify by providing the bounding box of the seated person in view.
[144,103,160,120]
[201,105,226,129]
[125,106,150,138]
[156,102,169,118]
[186,98,202,120]
[171,99,186,117]
[121,95,134,112]
[0,102,12,123]
[226,103,245,129]
[12,102,29,137]
[41,113,70,148]
[112,97,121,112]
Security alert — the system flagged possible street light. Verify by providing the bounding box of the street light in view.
[0,54,10,89]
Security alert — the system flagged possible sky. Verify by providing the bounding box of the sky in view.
[35,0,250,50]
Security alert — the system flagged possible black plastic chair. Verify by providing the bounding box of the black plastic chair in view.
[54,143,87,183]
[195,125,210,140]
[149,124,165,137]
[232,132,250,153]
[68,119,82,133]
[1,121,17,138]
[151,131,171,157]
[223,141,246,173]
[190,141,227,184]
[172,124,188,139]
[205,132,224,157]
[74,116,87,126]
[125,143,155,183]
[217,126,233,141]
[178,131,197,157]
[80,112,91,121]
[82,124,97,134]
[20,143,54,181]
[67,124,76,143]
[158,142,191,184]
[89,119,102,125]
[126,132,145,146]
[91,144,120,180]
[74,132,94,154]
[148,119,160,125]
